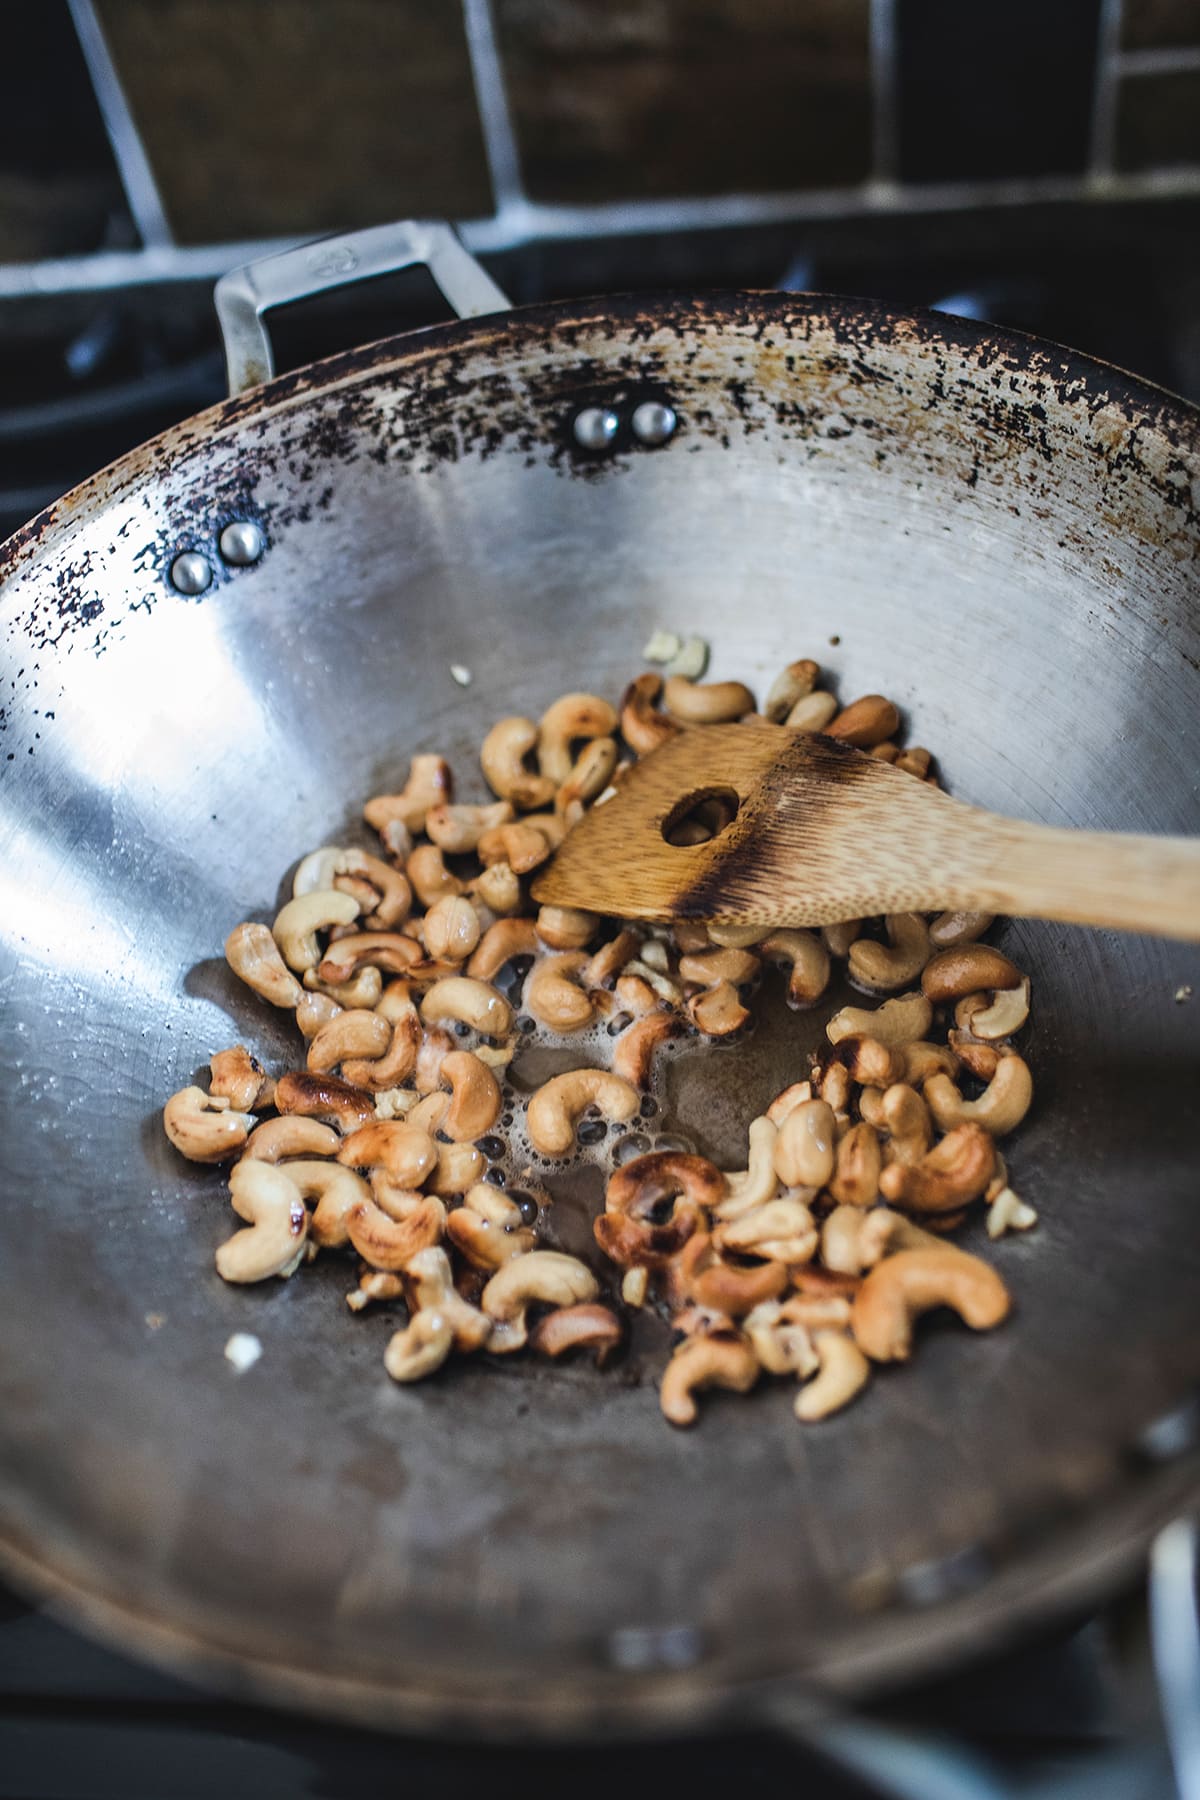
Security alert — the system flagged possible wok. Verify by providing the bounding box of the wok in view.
[0,221,1197,1738]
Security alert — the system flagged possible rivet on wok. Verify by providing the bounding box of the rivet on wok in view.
[218,520,265,566]
[573,406,619,452]
[169,550,212,595]
[632,400,677,446]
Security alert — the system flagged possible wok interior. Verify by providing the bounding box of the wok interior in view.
[1,297,1197,1727]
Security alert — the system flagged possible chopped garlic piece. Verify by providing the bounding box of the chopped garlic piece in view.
[643,629,682,663]
[665,635,710,679]
[224,1332,263,1373]
[450,663,472,686]
[986,1188,1038,1239]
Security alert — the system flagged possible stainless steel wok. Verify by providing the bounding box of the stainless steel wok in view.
[0,220,1198,1738]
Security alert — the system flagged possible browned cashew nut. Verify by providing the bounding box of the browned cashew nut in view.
[716,1116,779,1219]
[597,1150,723,1267]
[714,1196,818,1265]
[480,716,557,810]
[305,1008,392,1075]
[364,753,453,836]
[477,820,554,874]
[209,1045,273,1114]
[468,916,542,981]
[406,843,462,908]
[659,1332,759,1427]
[163,1086,255,1163]
[612,1010,683,1089]
[426,800,514,854]
[825,694,901,747]
[440,1050,502,1141]
[243,1116,341,1162]
[316,931,423,984]
[764,658,820,723]
[757,930,830,1008]
[921,945,1023,1003]
[828,1121,882,1207]
[879,1082,933,1166]
[556,737,619,824]
[525,952,595,1032]
[536,905,601,951]
[878,1122,996,1212]
[272,1159,371,1248]
[481,1250,599,1352]
[538,692,620,784]
[925,1054,1033,1137]
[901,1039,960,1085]
[530,1303,622,1363]
[337,1120,438,1189]
[420,976,513,1038]
[826,1033,905,1088]
[446,1184,536,1269]
[428,1140,487,1196]
[827,990,932,1048]
[272,890,361,973]
[774,1099,837,1189]
[851,1247,1011,1362]
[663,674,756,724]
[216,1161,308,1283]
[742,1301,818,1376]
[404,1245,493,1350]
[225,921,304,1008]
[345,994,422,1092]
[620,672,679,755]
[346,1194,447,1270]
[848,913,931,994]
[794,1330,871,1420]
[527,1069,639,1157]
[688,978,750,1037]
[383,1312,454,1384]
[274,1070,376,1135]
[967,977,1031,1040]
[672,1232,789,1316]
[929,910,995,948]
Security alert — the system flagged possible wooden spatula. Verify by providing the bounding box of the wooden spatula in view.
[532,724,1200,939]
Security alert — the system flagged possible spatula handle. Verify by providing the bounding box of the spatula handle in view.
[963,816,1200,941]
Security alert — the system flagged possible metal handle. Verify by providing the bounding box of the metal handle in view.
[214,219,510,397]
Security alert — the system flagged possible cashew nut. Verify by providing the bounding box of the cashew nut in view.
[209,1045,273,1113]
[878,1122,996,1212]
[925,1053,1033,1137]
[364,754,453,836]
[879,1082,933,1165]
[301,964,383,1010]
[243,1116,341,1162]
[659,1332,759,1426]
[848,913,931,994]
[583,927,642,989]
[481,1250,599,1352]
[921,945,1023,1003]
[467,917,540,983]
[468,860,523,915]
[688,979,750,1037]
[662,674,756,724]
[821,1204,871,1276]
[272,889,360,973]
[404,1245,492,1350]
[825,694,901,747]
[826,1033,905,1088]
[530,1303,622,1362]
[420,976,513,1038]
[481,716,557,810]
[216,1161,308,1283]
[597,1150,721,1266]
[929,910,994,948]
[774,1099,837,1189]
[987,1186,1038,1238]
[826,990,932,1048]
[612,1010,682,1089]
[477,819,555,874]
[224,921,304,1009]
[537,692,619,785]
[764,658,820,723]
[828,1121,882,1207]
[851,1247,1011,1361]
[821,918,863,958]
[715,1116,779,1219]
[426,799,513,854]
[163,1086,255,1163]
[429,1140,487,1196]
[525,952,595,1032]
[383,1311,454,1383]
[274,1070,376,1134]
[294,990,341,1041]
[415,1026,455,1095]
[337,1120,438,1189]
[787,690,839,731]
[678,946,759,989]
[536,904,600,951]
[440,1049,502,1141]
[620,672,678,755]
[316,931,422,985]
[765,1083,813,1125]
[417,894,479,965]
[556,737,619,827]
[446,1185,535,1269]
[527,1069,639,1157]
[758,930,831,1008]
[345,998,421,1092]
[673,1232,788,1315]
[407,843,462,908]
[715,1197,818,1265]
[794,1330,871,1420]
[969,977,1031,1040]
[305,1008,392,1075]
[346,1194,446,1270]
[901,1040,960,1085]
[267,1158,371,1248]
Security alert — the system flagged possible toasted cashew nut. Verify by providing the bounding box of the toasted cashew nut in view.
[715,1197,818,1264]
[826,1033,905,1088]
[404,1245,492,1350]
[706,922,767,948]
[851,1247,1010,1361]
[787,690,839,731]
[597,1150,722,1267]
[216,1161,308,1283]
[774,1099,837,1189]
[822,919,863,958]
[901,1040,960,1085]
[878,1122,996,1212]
[346,1194,446,1270]
[338,1120,438,1189]
[828,1121,882,1207]
[440,1050,502,1141]
[426,800,513,854]
[530,1303,621,1362]
[673,1232,789,1315]
[929,910,994,947]
[481,716,557,810]
[446,1190,535,1269]
[756,930,830,1008]
[795,1330,871,1420]
[301,964,383,1010]
[526,952,595,1032]
[407,843,462,908]
[969,977,1031,1040]
[295,990,342,1041]
[715,1116,779,1219]
[821,1204,870,1276]
[663,674,756,724]
[468,917,540,981]
[429,1141,486,1196]
[765,658,820,723]
[827,990,932,1047]
[163,1086,254,1163]
[848,913,931,994]
[346,993,421,1091]
[620,672,678,754]
[537,693,619,784]
[556,737,619,823]
[225,921,304,1008]
[267,1159,371,1248]
[415,1026,455,1096]
[880,1082,933,1165]
[243,1116,341,1162]
[688,979,750,1036]
[743,1301,819,1375]
[305,1008,392,1075]
[925,1054,1033,1137]
[468,861,523,915]
[678,946,760,988]
[384,1311,454,1383]
[815,1058,852,1115]
[527,1069,639,1157]
[316,931,422,984]
[476,819,553,874]
[420,976,513,1037]
[336,849,412,929]
[536,905,600,951]
[481,1250,599,1353]
[423,895,481,964]
[659,1333,759,1427]
[274,1070,376,1134]
[209,1045,273,1114]
[612,1010,683,1089]
[765,1083,813,1125]
[922,945,1023,1003]
[856,1207,946,1267]
[272,890,360,973]
[825,694,901,747]
[408,1090,449,1137]
[364,754,453,836]
[584,928,642,989]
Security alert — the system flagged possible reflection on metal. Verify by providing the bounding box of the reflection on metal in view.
[218,521,265,567]
[869,0,900,185]
[461,0,527,218]
[1150,1518,1200,1800]
[66,0,174,250]
[1088,0,1126,177]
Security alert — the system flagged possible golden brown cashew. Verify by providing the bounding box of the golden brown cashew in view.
[336,849,412,930]
[364,753,453,836]
[224,921,304,1009]
[268,1159,371,1248]
[420,895,480,965]
[446,1187,535,1269]
[480,716,557,810]
[337,1120,438,1189]
[537,692,619,785]
[672,1233,789,1315]
[272,890,360,973]
[345,993,421,1091]
[316,931,423,984]
[612,1010,683,1089]
[794,1330,871,1420]
[851,1247,1011,1362]
[428,1140,487,1196]
[274,1070,376,1134]
[468,861,523,915]
[556,737,619,824]
[305,1009,392,1075]
[404,1245,493,1350]
[527,1069,639,1157]
[878,1122,996,1212]
[922,945,1023,1003]
[765,1084,813,1125]
[294,991,341,1041]
[426,799,513,853]
[468,917,541,981]
[826,1033,905,1088]
[243,1116,341,1162]
[301,964,383,1010]
[925,1054,1033,1137]
[826,991,932,1048]
[481,1250,600,1352]
[477,820,554,874]
[901,1040,960,1085]
[440,1050,502,1141]
[848,913,931,994]
[216,1161,309,1283]
[584,927,643,988]
[383,1312,454,1383]
[663,674,756,724]
[929,910,994,948]
[346,1194,446,1270]
[743,1301,819,1376]
[620,672,679,755]
[688,979,750,1036]
[825,694,901,747]
[407,843,462,908]
[715,1116,779,1219]
[714,1197,818,1264]
[969,977,1031,1040]
[598,1151,722,1266]
[659,1333,759,1427]
[774,1100,837,1189]
[408,1091,450,1136]
[163,1086,255,1163]
[420,976,513,1038]
[678,946,760,988]
[209,1046,273,1114]
[880,1082,933,1165]
[822,918,863,958]
[787,690,839,731]
[764,658,820,723]
[536,905,601,950]
[530,1303,622,1363]
[757,930,830,1008]
[525,951,595,1032]
[828,1121,882,1207]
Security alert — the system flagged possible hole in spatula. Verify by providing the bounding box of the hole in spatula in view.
[662,787,740,848]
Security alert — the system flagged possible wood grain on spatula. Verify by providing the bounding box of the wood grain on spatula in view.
[531,724,1200,940]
